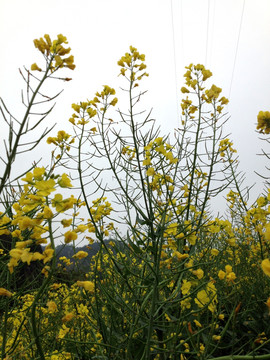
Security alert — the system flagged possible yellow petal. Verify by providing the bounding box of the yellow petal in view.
[262,259,270,277]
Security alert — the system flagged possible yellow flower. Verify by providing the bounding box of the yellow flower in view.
[202,69,212,81]
[195,290,209,308]
[181,280,192,295]
[43,247,54,264]
[32,252,44,261]
[219,96,229,105]
[72,103,81,113]
[33,36,50,55]
[181,87,190,93]
[75,224,88,233]
[146,167,155,177]
[58,324,70,339]
[143,158,151,166]
[15,240,32,249]
[204,84,222,102]
[195,282,217,313]
[194,319,202,328]
[211,249,219,256]
[110,97,118,106]
[33,167,46,180]
[21,249,34,265]
[225,265,232,273]
[262,259,270,277]
[52,194,77,212]
[61,219,73,227]
[31,63,42,71]
[63,55,75,70]
[265,224,270,241]
[9,248,23,260]
[77,280,95,292]
[188,233,196,245]
[265,297,270,313]
[64,230,78,244]
[257,111,270,134]
[34,179,56,196]
[41,265,50,277]
[58,173,72,188]
[73,251,88,260]
[47,300,57,313]
[193,268,204,279]
[42,206,54,219]
[226,272,236,282]
[218,270,226,280]
[11,216,34,231]
[218,314,225,320]
[62,313,74,322]
[174,251,189,261]
[0,288,12,297]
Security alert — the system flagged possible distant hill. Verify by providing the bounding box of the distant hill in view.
[42,239,123,273]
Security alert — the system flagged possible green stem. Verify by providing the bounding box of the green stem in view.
[186,75,202,222]
[30,198,56,360]
[209,354,270,360]
[0,59,53,195]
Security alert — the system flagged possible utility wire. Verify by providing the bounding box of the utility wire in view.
[205,0,211,66]
[170,0,180,127]
[180,0,184,65]
[208,0,216,69]
[228,0,246,99]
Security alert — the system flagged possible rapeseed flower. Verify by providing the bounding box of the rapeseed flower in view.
[262,259,270,277]
[73,251,88,259]
[0,288,12,297]
[77,280,94,292]
[47,300,57,313]
[58,173,72,188]
[64,230,78,244]
[257,111,270,134]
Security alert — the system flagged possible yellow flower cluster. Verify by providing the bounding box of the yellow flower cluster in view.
[90,197,113,222]
[73,250,88,260]
[195,281,218,313]
[31,34,75,73]
[121,146,136,161]
[144,137,178,166]
[1,167,78,272]
[180,63,228,120]
[8,244,54,274]
[203,84,222,102]
[77,280,94,292]
[181,97,197,118]
[143,137,178,194]
[69,101,97,126]
[47,130,74,152]
[118,45,149,85]
[183,63,212,89]
[69,86,117,125]
[257,111,270,134]
[218,264,237,283]
[218,138,237,158]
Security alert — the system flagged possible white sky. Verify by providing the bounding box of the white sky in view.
[1,0,270,217]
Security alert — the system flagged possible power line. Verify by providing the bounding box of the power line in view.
[205,0,211,66]
[228,0,246,99]
[208,0,216,69]
[180,0,184,65]
[170,0,180,126]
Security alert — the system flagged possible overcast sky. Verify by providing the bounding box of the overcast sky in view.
[1,0,270,216]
